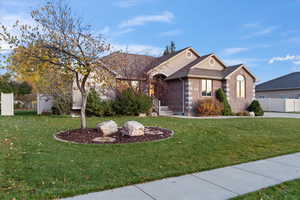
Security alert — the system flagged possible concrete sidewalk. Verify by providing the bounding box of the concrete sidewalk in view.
[163,112,300,119]
[64,152,300,200]
[264,112,300,118]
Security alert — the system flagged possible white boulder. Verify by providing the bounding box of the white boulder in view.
[249,112,255,117]
[96,120,118,136]
[123,121,145,137]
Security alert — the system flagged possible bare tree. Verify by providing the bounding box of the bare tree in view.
[0,0,110,128]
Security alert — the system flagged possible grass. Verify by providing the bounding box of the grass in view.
[233,179,300,200]
[1,113,300,199]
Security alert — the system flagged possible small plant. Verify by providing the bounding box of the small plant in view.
[51,106,60,115]
[247,100,264,116]
[216,88,232,116]
[196,99,223,116]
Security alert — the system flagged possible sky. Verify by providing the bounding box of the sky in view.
[1,0,300,83]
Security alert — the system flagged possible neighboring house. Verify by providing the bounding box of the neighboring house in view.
[72,47,256,115]
[256,72,300,99]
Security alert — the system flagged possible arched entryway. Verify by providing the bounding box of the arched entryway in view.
[150,74,168,106]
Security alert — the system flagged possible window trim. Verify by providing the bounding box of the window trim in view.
[201,79,213,97]
[236,75,246,98]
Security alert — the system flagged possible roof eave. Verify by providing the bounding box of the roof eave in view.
[147,47,200,75]
[166,75,224,81]
[256,87,300,92]
[224,64,257,81]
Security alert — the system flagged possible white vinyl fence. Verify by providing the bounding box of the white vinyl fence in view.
[37,94,54,115]
[1,93,14,116]
[257,98,300,112]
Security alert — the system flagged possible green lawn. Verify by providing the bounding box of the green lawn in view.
[1,113,300,199]
[234,179,300,200]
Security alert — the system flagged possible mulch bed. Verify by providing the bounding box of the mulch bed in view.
[55,127,173,144]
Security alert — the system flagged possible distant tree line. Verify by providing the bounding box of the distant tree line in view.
[0,73,32,95]
[163,41,176,56]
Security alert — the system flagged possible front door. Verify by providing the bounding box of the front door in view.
[150,80,167,106]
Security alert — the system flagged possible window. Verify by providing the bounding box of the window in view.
[118,80,140,92]
[236,75,245,98]
[186,51,193,58]
[202,79,212,96]
[209,58,215,66]
[131,80,140,91]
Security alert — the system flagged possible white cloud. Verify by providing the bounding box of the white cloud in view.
[119,11,174,28]
[269,55,300,64]
[243,22,261,29]
[293,60,300,65]
[0,41,12,53]
[221,48,249,56]
[114,28,135,36]
[159,29,182,37]
[112,43,162,56]
[242,26,278,39]
[0,10,35,54]
[98,26,135,38]
[114,0,144,8]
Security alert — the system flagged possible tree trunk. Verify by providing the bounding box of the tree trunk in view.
[80,93,88,129]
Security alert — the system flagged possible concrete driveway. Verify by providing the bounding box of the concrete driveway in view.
[264,112,300,118]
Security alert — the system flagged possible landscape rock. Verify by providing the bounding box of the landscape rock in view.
[123,121,145,136]
[139,113,147,117]
[150,112,158,117]
[249,112,255,117]
[92,137,116,143]
[96,120,118,136]
[145,127,164,135]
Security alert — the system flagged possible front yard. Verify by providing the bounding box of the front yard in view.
[1,113,300,199]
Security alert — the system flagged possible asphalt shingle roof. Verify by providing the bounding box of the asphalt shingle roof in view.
[103,47,191,79]
[256,72,300,91]
[165,56,242,80]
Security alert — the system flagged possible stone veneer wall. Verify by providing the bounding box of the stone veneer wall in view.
[184,79,193,115]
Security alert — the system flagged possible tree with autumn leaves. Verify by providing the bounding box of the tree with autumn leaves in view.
[0,0,111,128]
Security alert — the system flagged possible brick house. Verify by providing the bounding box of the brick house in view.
[72,47,256,115]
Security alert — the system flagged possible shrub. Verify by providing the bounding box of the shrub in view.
[52,95,72,115]
[196,99,223,116]
[216,88,232,116]
[51,106,60,115]
[113,89,152,116]
[86,89,115,117]
[247,100,264,116]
